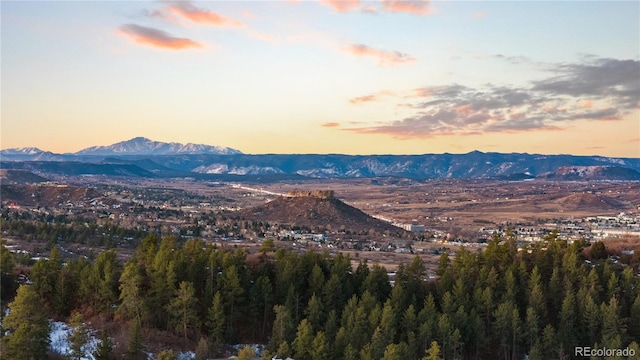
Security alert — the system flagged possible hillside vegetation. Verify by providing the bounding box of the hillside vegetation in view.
[1,230,640,359]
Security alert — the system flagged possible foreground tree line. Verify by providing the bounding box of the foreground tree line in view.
[1,232,640,359]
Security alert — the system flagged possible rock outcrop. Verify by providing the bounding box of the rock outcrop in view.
[287,190,334,199]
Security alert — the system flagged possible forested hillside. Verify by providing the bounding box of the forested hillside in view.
[1,232,640,359]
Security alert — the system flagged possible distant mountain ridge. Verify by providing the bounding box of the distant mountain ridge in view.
[0,169,48,184]
[74,137,242,156]
[0,147,45,155]
[1,138,639,180]
[540,165,640,181]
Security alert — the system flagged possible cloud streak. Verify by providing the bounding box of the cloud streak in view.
[118,24,202,50]
[346,44,415,66]
[532,58,640,109]
[320,0,362,12]
[342,58,639,138]
[319,0,432,15]
[165,1,243,27]
[381,0,433,15]
[349,90,396,104]
[321,122,340,127]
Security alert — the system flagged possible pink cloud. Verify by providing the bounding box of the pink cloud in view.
[320,0,362,12]
[381,0,433,15]
[346,44,415,66]
[349,90,396,104]
[474,12,488,19]
[321,122,341,127]
[338,58,639,140]
[118,24,202,50]
[350,95,377,104]
[361,5,378,14]
[166,1,243,27]
[409,87,433,98]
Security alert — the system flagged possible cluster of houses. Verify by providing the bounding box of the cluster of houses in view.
[278,230,326,242]
[479,212,640,242]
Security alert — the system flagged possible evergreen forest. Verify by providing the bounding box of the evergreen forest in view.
[1,230,640,359]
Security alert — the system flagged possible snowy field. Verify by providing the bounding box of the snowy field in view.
[49,321,100,360]
[49,320,195,360]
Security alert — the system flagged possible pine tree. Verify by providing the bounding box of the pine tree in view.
[493,301,517,360]
[540,325,557,359]
[2,284,50,360]
[255,275,273,338]
[208,291,226,351]
[82,250,120,314]
[379,299,397,345]
[528,341,543,360]
[381,342,410,360]
[118,259,145,322]
[558,289,577,357]
[590,241,607,260]
[194,337,211,360]
[437,313,453,358]
[237,346,256,360]
[0,239,17,306]
[310,331,329,360]
[309,263,325,297]
[527,266,546,324]
[600,296,623,349]
[259,238,276,253]
[54,268,72,317]
[93,330,115,360]
[343,343,358,360]
[362,264,392,303]
[293,319,314,360]
[126,318,145,360]
[304,293,325,333]
[418,293,437,353]
[223,264,245,338]
[96,250,120,313]
[359,343,374,360]
[68,311,90,360]
[582,295,601,346]
[167,281,198,339]
[423,341,442,360]
[30,253,59,309]
[269,305,295,352]
[370,326,388,360]
[525,307,540,349]
[324,309,338,347]
[277,341,291,359]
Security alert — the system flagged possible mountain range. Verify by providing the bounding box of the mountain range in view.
[1,137,640,181]
[75,137,242,156]
[0,137,241,160]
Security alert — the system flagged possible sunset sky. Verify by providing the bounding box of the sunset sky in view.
[2,1,639,156]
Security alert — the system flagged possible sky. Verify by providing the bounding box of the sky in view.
[1,0,639,157]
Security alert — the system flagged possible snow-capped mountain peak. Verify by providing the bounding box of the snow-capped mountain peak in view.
[0,147,45,155]
[74,137,242,156]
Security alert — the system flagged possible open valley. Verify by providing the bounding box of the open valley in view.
[3,176,640,274]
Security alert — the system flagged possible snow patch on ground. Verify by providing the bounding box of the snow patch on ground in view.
[49,321,100,360]
[177,351,195,360]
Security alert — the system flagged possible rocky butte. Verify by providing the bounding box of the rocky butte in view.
[286,190,335,199]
